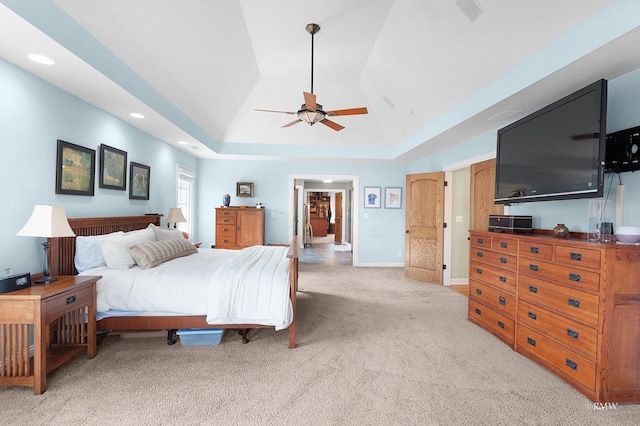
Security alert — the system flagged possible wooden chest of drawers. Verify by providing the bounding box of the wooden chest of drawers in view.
[215,207,265,249]
[468,230,640,403]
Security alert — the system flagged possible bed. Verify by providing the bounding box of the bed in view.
[48,215,299,348]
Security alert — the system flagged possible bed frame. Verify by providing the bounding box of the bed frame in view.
[48,215,299,348]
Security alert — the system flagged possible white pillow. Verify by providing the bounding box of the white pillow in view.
[148,223,184,241]
[100,227,155,269]
[74,231,125,273]
[129,238,197,269]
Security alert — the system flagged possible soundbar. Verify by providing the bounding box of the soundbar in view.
[489,215,533,234]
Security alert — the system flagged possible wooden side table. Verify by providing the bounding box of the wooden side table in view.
[0,275,100,394]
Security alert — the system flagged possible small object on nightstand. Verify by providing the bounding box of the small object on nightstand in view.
[552,223,570,238]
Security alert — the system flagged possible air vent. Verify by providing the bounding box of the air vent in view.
[456,0,483,22]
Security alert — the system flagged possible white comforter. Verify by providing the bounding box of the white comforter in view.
[81,246,293,330]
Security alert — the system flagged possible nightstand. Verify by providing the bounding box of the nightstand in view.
[0,275,100,394]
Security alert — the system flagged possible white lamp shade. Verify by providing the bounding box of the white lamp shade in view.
[167,207,187,223]
[16,205,76,238]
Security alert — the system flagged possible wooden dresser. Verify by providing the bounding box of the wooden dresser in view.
[468,230,640,403]
[215,207,265,249]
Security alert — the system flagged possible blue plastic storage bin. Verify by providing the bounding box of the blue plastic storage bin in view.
[177,328,225,346]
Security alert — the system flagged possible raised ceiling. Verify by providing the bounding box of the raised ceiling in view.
[2,0,640,162]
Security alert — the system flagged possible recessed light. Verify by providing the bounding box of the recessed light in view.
[129,112,145,118]
[178,140,189,145]
[28,54,55,65]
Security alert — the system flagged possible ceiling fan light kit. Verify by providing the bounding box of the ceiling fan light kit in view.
[256,23,367,131]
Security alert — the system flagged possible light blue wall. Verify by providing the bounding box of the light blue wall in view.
[0,59,196,275]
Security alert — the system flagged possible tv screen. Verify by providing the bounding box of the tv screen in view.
[494,79,607,204]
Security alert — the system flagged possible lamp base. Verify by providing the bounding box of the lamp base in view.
[35,276,58,284]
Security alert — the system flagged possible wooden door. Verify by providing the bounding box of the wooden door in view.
[405,172,445,284]
[334,192,343,244]
[236,209,265,247]
[470,159,503,231]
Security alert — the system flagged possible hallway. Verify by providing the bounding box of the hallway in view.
[299,235,352,265]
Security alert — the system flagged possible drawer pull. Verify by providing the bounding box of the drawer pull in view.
[499,296,506,306]
[569,273,581,282]
[528,285,538,294]
[569,252,582,261]
[500,242,508,248]
[66,295,76,305]
[475,288,482,295]
[475,308,481,315]
[527,337,536,347]
[497,321,505,329]
[499,257,507,264]
[567,328,579,339]
[223,228,229,232]
[528,311,537,320]
[499,276,506,283]
[223,219,230,223]
[477,238,484,244]
[530,246,539,254]
[476,268,483,274]
[566,358,578,371]
[476,252,483,257]
[568,298,581,308]
[529,264,539,272]
[223,239,230,243]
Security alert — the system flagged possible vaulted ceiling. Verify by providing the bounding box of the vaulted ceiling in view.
[2,0,639,162]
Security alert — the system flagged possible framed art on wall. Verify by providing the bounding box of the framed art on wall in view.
[129,162,150,200]
[236,182,254,197]
[99,144,127,190]
[364,186,381,208]
[384,187,402,208]
[55,139,95,196]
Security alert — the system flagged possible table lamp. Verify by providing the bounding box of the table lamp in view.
[16,205,76,284]
[166,207,187,228]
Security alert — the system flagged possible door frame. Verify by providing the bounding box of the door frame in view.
[442,151,495,286]
[289,174,360,265]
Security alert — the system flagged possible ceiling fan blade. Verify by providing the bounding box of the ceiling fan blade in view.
[326,107,368,117]
[320,119,345,131]
[303,92,316,111]
[255,108,296,115]
[282,119,302,128]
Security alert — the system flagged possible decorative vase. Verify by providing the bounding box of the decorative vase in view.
[222,194,231,207]
[553,223,570,238]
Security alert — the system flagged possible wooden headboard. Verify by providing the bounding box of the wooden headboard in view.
[49,215,162,276]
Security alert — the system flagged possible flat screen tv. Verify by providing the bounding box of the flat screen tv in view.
[494,79,607,205]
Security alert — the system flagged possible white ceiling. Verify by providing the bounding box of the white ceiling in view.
[2,0,639,162]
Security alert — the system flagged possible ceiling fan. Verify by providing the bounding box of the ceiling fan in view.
[256,23,368,131]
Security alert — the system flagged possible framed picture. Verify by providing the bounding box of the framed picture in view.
[236,182,254,197]
[55,139,95,196]
[129,162,150,200]
[364,186,381,208]
[384,187,402,209]
[99,144,127,190]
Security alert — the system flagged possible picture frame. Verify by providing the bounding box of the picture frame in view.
[129,162,150,200]
[364,186,381,208]
[55,139,95,196]
[384,187,402,209]
[236,182,254,197]
[99,144,127,190]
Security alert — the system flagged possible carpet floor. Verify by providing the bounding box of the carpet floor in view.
[2,263,639,425]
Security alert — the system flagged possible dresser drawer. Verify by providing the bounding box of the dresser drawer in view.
[45,286,93,320]
[469,260,516,293]
[490,236,517,255]
[468,299,514,346]
[518,299,597,360]
[470,234,491,249]
[471,249,516,271]
[518,240,553,261]
[469,279,515,318]
[215,235,236,248]
[216,213,236,225]
[216,224,236,237]
[518,259,600,292]
[555,245,601,270]
[517,325,596,392]
[518,276,599,327]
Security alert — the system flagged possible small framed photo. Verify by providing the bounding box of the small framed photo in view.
[55,139,95,196]
[384,187,402,209]
[129,162,150,200]
[99,144,127,190]
[364,186,381,208]
[236,182,254,197]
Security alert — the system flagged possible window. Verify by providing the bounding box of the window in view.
[176,164,195,237]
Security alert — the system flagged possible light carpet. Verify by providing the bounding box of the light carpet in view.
[2,263,639,425]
